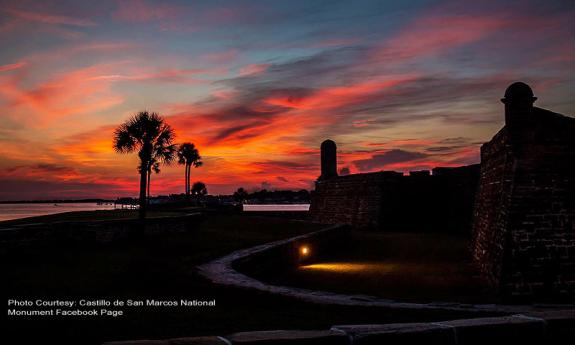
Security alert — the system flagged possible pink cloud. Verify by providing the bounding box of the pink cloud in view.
[113,0,185,23]
[3,8,96,27]
[239,63,271,76]
[88,68,215,84]
[22,42,140,65]
[0,62,26,73]
[264,75,418,111]
[314,38,360,48]
[374,15,507,61]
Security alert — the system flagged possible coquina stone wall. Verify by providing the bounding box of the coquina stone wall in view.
[310,166,479,234]
[472,128,515,289]
[310,171,401,229]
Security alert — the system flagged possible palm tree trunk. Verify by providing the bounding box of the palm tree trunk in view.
[147,167,151,204]
[185,164,190,201]
[139,169,147,219]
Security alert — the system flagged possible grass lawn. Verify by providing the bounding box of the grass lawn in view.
[263,231,498,304]
[2,213,500,344]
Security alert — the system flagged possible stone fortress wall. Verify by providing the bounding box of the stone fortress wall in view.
[310,164,480,234]
[310,82,575,298]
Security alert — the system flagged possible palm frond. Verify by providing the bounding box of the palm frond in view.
[177,142,202,167]
[113,124,137,153]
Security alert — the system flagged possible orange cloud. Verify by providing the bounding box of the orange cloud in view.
[52,125,118,165]
[0,61,215,128]
[0,64,124,126]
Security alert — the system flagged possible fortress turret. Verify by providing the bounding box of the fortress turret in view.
[501,81,537,129]
[319,139,337,180]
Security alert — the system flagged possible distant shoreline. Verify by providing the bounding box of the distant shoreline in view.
[0,199,114,204]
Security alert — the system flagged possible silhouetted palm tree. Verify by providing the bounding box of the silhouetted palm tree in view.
[191,181,208,196]
[177,143,202,201]
[114,111,176,219]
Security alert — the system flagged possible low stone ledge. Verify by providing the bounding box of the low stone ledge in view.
[524,310,575,338]
[224,329,348,345]
[525,309,575,328]
[437,315,547,344]
[169,337,228,345]
[332,323,455,345]
[103,336,226,345]
[103,340,168,345]
[102,312,575,344]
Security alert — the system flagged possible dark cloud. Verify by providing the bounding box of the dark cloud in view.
[253,160,316,170]
[276,176,288,182]
[5,163,76,174]
[0,179,122,201]
[426,146,462,153]
[211,121,263,141]
[216,104,285,122]
[225,47,366,90]
[439,137,469,144]
[353,149,427,171]
[424,137,475,152]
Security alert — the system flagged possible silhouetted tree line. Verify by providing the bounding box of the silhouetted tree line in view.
[233,188,310,203]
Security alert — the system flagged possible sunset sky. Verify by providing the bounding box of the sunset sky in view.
[1,0,574,200]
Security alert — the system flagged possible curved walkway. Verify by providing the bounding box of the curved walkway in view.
[197,225,574,314]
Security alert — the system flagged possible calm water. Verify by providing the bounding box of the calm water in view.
[0,203,116,222]
[243,204,310,212]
